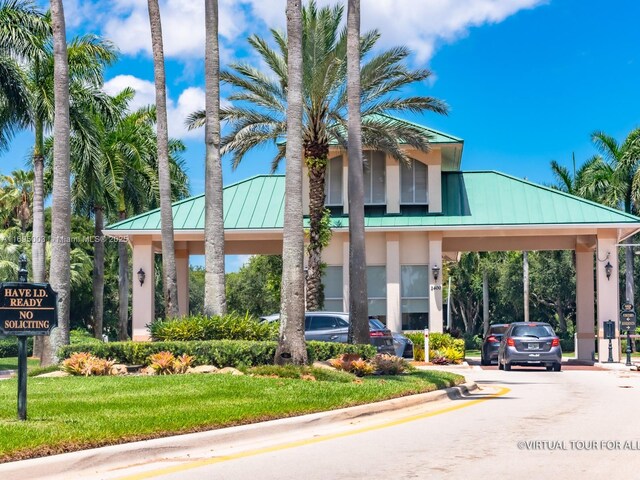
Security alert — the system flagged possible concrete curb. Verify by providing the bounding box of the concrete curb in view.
[0,381,478,478]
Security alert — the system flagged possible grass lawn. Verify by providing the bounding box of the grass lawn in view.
[0,370,464,462]
[465,350,480,357]
[0,357,40,371]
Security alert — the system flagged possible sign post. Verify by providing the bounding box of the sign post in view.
[620,303,636,367]
[423,328,429,363]
[0,254,57,421]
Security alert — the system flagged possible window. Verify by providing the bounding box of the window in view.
[306,315,347,330]
[322,266,343,311]
[363,151,386,204]
[367,266,387,323]
[401,265,429,330]
[401,159,428,204]
[324,156,343,205]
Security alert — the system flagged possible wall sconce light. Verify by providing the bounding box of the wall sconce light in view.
[432,264,440,282]
[605,261,613,281]
[137,267,146,286]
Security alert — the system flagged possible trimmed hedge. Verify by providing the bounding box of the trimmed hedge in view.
[149,313,278,342]
[58,340,376,367]
[0,337,34,357]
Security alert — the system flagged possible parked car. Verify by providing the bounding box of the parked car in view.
[368,317,414,358]
[480,323,509,365]
[497,322,562,371]
[259,312,396,355]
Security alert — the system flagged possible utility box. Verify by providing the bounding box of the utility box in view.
[604,320,615,340]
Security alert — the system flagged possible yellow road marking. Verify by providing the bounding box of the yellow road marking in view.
[118,386,510,480]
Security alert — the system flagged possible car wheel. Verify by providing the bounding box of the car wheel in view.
[545,365,553,371]
[480,356,489,366]
[498,359,504,370]
[504,362,512,371]
[553,363,562,372]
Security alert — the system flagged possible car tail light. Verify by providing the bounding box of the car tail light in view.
[370,331,384,337]
[551,338,560,347]
[487,335,497,343]
[507,337,515,347]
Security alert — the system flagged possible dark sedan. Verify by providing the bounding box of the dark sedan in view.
[480,324,509,365]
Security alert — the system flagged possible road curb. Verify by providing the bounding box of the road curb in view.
[0,381,477,479]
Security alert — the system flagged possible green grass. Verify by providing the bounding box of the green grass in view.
[465,350,480,357]
[0,370,464,461]
[0,357,40,371]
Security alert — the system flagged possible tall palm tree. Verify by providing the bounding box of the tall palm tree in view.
[275,0,307,366]
[147,0,179,317]
[203,0,226,316]
[550,154,599,199]
[0,169,33,231]
[41,0,70,366]
[346,0,368,344]
[187,0,447,310]
[581,129,640,303]
[0,0,47,151]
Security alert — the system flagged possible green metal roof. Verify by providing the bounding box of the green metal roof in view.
[104,172,640,233]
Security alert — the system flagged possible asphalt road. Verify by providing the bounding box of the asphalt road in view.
[3,365,640,480]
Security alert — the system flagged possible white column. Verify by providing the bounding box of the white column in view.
[342,160,349,214]
[427,163,441,213]
[429,232,443,332]
[575,248,595,361]
[176,245,189,317]
[386,155,400,214]
[342,237,349,311]
[386,233,401,331]
[132,236,154,341]
[596,231,620,362]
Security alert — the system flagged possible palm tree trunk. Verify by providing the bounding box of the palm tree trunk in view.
[346,0,368,344]
[42,0,70,366]
[117,208,129,340]
[203,0,226,317]
[147,0,179,317]
[32,117,46,359]
[275,0,307,366]
[305,156,327,311]
[92,205,105,339]
[482,270,489,335]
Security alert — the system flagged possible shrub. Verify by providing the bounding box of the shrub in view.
[61,352,114,376]
[58,340,376,368]
[463,333,483,351]
[149,313,278,342]
[349,359,375,377]
[70,329,103,345]
[329,354,375,377]
[371,354,410,375]
[0,337,33,357]
[403,332,465,362]
[148,351,194,375]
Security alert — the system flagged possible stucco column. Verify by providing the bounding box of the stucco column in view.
[386,233,401,331]
[575,248,595,361]
[429,232,443,332]
[342,237,349,311]
[132,236,154,341]
[386,155,400,214]
[176,245,189,317]
[596,231,620,362]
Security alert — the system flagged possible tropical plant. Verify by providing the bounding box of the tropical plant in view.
[275,0,307,366]
[186,1,448,310]
[61,351,114,376]
[203,0,226,316]
[147,0,179,317]
[580,129,640,303]
[0,170,33,231]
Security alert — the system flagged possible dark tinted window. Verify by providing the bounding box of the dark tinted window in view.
[511,325,554,337]
[489,325,508,335]
[369,318,386,330]
[307,316,347,330]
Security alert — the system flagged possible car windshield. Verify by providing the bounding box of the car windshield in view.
[489,325,508,335]
[511,325,554,338]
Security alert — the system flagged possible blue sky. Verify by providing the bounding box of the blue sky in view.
[2,0,639,269]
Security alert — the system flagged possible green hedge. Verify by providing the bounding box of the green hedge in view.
[403,332,464,362]
[0,337,34,357]
[149,313,279,342]
[58,340,376,367]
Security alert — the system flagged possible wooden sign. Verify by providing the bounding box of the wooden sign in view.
[0,282,58,336]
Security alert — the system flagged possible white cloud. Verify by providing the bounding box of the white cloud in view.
[103,74,205,139]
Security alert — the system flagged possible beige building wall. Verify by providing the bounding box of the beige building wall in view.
[596,231,620,362]
[131,236,154,341]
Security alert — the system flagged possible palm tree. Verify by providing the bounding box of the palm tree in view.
[187,0,448,310]
[147,0,179,317]
[41,0,70,366]
[0,0,47,151]
[275,0,307,366]
[0,169,33,231]
[203,0,226,316]
[346,0,368,344]
[581,129,640,303]
[550,154,599,199]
